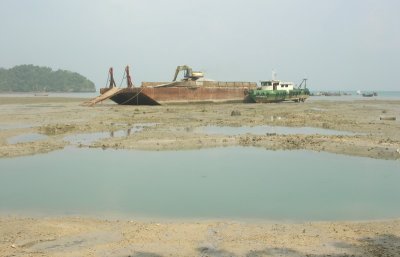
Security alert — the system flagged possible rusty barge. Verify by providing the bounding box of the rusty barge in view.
[86,65,257,106]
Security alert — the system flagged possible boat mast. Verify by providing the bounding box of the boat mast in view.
[125,65,133,88]
[108,67,116,88]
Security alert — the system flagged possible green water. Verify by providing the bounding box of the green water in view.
[0,147,399,221]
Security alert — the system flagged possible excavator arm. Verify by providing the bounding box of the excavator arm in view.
[173,65,193,81]
[172,65,203,81]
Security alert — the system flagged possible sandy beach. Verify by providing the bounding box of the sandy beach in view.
[1,216,400,257]
[1,96,400,256]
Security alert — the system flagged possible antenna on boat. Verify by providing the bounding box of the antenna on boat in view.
[272,70,277,81]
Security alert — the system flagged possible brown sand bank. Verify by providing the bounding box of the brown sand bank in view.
[1,217,400,257]
[0,97,399,159]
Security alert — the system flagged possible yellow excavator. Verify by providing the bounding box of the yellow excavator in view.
[172,65,204,81]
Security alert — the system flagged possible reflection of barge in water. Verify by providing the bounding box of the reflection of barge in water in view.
[90,65,256,106]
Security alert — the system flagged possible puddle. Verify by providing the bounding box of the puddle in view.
[64,132,113,145]
[199,125,356,136]
[7,133,48,144]
[64,129,138,145]
[64,123,156,145]
[170,127,195,133]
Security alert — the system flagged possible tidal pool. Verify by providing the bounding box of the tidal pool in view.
[199,125,356,136]
[0,147,399,221]
[63,130,134,145]
[7,133,48,144]
[64,123,156,145]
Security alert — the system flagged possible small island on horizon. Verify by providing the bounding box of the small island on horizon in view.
[0,64,95,93]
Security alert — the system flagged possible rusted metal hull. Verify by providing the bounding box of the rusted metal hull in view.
[100,81,256,105]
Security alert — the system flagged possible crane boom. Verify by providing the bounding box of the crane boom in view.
[298,78,307,89]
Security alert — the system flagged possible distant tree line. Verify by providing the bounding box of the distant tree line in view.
[0,65,96,92]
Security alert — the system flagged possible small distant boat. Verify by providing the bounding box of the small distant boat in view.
[362,92,377,97]
[34,87,48,96]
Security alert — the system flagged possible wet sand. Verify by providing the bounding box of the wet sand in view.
[0,96,400,256]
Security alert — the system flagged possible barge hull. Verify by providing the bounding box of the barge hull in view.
[100,81,256,105]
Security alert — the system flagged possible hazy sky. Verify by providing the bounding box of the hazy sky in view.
[1,0,399,90]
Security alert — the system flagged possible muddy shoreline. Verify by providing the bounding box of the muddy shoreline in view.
[1,96,400,256]
[0,97,399,159]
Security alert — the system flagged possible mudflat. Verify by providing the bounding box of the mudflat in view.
[1,96,400,256]
[0,97,399,159]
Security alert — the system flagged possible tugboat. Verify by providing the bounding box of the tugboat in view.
[248,72,310,103]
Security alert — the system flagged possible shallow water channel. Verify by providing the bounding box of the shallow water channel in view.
[199,125,356,136]
[0,147,399,221]
[64,123,156,145]
[7,133,48,144]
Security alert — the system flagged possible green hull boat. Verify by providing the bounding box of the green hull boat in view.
[248,78,310,103]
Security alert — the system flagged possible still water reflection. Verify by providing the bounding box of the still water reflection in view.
[7,133,48,144]
[64,123,156,145]
[199,125,356,136]
[0,147,399,221]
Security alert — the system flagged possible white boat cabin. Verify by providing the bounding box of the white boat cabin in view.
[260,80,295,92]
